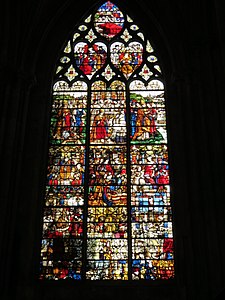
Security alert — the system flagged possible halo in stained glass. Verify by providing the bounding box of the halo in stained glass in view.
[94,1,124,39]
[39,1,175,281]
[74,42,107,77]
[110,41,143,78]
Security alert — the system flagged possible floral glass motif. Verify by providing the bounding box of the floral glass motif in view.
[40,1,175,281]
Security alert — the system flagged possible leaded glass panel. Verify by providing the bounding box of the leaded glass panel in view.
[39,1,175,281]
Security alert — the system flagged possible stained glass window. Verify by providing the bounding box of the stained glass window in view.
[39,1,175,281]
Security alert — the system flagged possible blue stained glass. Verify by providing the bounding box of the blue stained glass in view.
[39,1,175,281]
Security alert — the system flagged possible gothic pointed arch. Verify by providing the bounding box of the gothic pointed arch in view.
[39,1,175,281]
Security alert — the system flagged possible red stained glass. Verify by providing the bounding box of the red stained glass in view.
[39,1,175,281]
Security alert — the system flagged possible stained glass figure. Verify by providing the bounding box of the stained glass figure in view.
[94,1,124,39]
[74,42,107,77]
[110,42,143,78]
[40,1,175,281]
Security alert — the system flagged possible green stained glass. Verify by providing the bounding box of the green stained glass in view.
[94,1,124,39]
[40,1,175,281]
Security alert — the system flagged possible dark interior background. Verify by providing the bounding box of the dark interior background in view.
[1,0,225,299]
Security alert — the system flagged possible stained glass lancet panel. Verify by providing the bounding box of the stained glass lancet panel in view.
[39,1,175,281]
[40,81,88,280]
[130,80,174,280]
[87,81,128,280]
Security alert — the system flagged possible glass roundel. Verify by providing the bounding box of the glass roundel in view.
[39,1,175,281]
